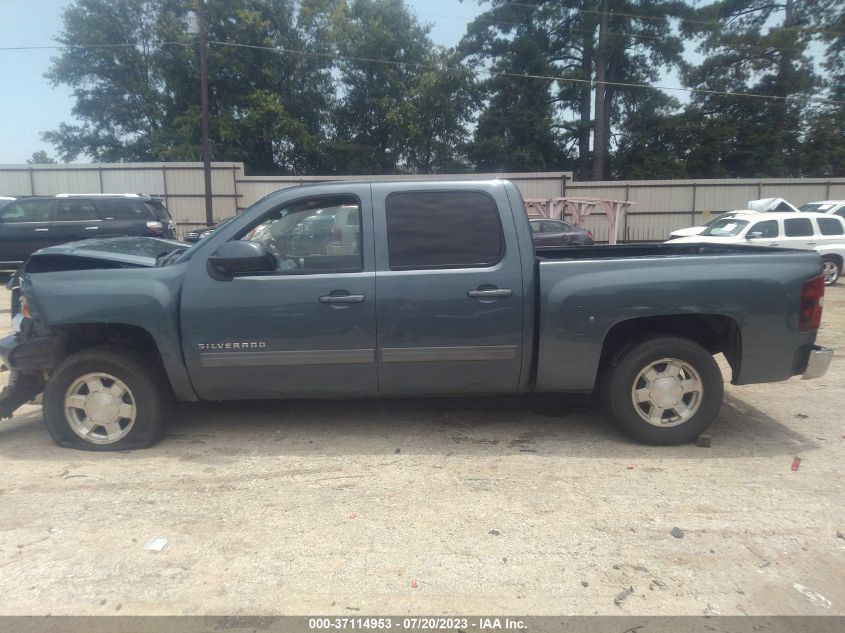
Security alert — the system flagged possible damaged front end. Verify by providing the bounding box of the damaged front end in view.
[0,302,64,420]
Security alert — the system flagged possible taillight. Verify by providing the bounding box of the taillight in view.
[587,230,593,239]
[146,220,164,236]
[333,228,342,242]
[799,274,825,331]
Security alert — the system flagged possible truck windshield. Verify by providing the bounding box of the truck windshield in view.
[701,219,750,237]
[799,203,833,213]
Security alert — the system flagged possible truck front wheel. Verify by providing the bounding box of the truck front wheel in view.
[601,337,724,445]
[42,346,172,450]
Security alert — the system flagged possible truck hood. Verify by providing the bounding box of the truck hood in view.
[26,237,188,271]
[668,226,707,238]
[666,235,744,245]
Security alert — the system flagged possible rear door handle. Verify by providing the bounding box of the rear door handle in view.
[806,241,817,245]
[319,294,365,304]
[34,228,49,232]
[84,226,99,231]
[468,288,513,298]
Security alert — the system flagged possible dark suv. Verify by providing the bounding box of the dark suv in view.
[0,194,177,266]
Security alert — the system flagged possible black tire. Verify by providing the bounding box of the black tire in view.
[821,257,840,286]
[42,346,173,451]
[600,336,724,445]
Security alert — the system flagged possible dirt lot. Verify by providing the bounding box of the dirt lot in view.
[0,282,843,617]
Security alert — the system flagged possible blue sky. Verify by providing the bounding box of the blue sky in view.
[0,0,489,164]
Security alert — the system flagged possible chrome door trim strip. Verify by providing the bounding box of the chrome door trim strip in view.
[380,345,519,363]
[200,348,376,368]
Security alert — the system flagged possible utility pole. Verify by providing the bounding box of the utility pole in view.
[592,0,610,181]
[197,0,213,227]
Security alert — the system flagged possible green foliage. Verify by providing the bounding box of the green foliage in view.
[330,0,476,173]
[459,0,686,177]
[26,151,57,164]
[42,0,845,178]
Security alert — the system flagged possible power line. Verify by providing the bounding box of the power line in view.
[1,39,841,106]
[0,42,192,51]
[209,40,845,106]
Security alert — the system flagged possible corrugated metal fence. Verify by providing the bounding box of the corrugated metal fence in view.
[1,162,843,241]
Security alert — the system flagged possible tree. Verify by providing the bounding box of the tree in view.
[460,2,567,172]
[26,151,58,164]
[330,0,475,174]
[43,0,169,162]
[798,0,845,176]
[403,50,479,173]
[44,0,339,173]
[156,0,339,174]
[679,0,819,177]
[459,0,685,178]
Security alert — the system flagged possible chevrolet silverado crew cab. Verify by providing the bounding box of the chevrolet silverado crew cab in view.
[0,180,833,450]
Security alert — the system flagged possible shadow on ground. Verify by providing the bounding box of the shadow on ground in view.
[0,391,818,462]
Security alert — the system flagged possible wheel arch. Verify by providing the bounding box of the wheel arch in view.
[821,252,843,268]
[597,313,741,387]
[49,322,196,401]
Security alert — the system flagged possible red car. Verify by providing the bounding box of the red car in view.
[529,219,594,246]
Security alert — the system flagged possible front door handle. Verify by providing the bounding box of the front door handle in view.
[806,241,817,245]
[34,228,50,232]
[84,226,100,231]
[468,288,513,298]
[319,294,365,304]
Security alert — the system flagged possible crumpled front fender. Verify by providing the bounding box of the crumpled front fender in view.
[0,330,65,420]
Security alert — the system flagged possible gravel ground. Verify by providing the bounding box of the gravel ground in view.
[0,282,843,616]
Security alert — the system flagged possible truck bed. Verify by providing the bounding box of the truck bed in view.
[534,242,789,261]
[533,243,823,393]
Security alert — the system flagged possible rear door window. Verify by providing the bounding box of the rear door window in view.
[817,217,845,236]
[385,191,503,270]
[95,199,154,221]
[784,218,813,237]
[55,199,99,221]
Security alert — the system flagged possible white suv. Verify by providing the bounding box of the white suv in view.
[669,212,845,284]
[669,211,845,248]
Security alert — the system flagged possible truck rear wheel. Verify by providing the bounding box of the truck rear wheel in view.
[600,337,723,445]
[42,346,172,451]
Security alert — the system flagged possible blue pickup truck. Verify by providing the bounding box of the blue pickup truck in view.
[0,179,833,450]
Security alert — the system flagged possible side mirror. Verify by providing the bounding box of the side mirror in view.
[747,231,763,239]
[207,240,276,279]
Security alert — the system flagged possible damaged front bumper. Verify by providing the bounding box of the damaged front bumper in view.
[0,322,63,419]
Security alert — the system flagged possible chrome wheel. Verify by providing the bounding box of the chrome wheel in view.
[64,373,137,444]
[631,358,703,427]
[822,260,839,285]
